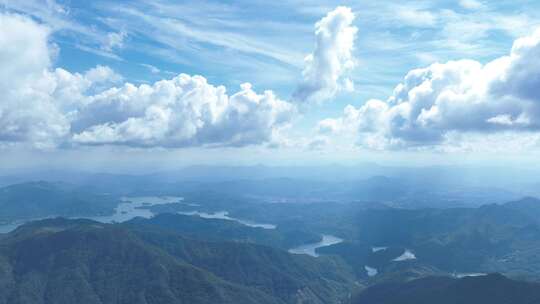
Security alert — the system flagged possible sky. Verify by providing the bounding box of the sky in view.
[1,0,540,172]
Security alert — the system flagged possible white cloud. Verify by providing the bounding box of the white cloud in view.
[396,7,437,28]
[307,137,329,150]
[437,9,538,49]
[294,6,358,104]
[0,12,297,149]
[459,0,484,10]
[105,4,303,67]
[84,65,123,84]
[4,0,117,60]
[102,31,127,52]
[0,13,51,87]
[140,63,161,74]
[72,79,296,147]
[0,13,69,149]
[320,28,540,150]
[317,118,342,134]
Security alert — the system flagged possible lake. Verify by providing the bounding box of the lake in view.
[288,234,344,257]
[0,196,183,233]
[393,249,417,261]
[177,210,276,229]
[454,272,487,278]
[89,196,184,223]
[372,246,388,253]
[364,266,378,277]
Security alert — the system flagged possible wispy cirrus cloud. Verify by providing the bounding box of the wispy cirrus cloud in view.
[139,63,160,74]
[99,0,307,67]
[2,0,125,60]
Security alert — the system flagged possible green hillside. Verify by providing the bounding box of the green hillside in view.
[0,218,358,304]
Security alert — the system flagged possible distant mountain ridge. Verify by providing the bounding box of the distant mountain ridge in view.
[0,181,118,223]
[353,273,540,304]
[0,166,529,206]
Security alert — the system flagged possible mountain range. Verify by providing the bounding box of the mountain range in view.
[0,218,358,304]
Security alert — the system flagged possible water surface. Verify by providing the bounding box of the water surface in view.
[89,196,184,223]
[393,249,417,261]
[454,272,487,278]
[288,234,344,257]
[178,210,276,229]
[372,246,388,253]
[0,196,183,233]
[364,266,378,277]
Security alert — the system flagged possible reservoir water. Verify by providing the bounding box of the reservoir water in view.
[178,210,277,229]
[288,234,343,257]
[0,196,183,233]
[372,246,388,253]
[364,266,378,277]
[393,249,417,261]
[88,196,184,223]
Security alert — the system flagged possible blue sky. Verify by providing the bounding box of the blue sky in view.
[10,1,539,107]
[1,0,540,171]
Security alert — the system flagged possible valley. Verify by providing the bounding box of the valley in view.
[1,174,540,303]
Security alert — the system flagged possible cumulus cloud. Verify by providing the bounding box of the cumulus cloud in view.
[72,80,295,147]
[307,137,330,151]
[0,12,296,149]
[0,13,69,149]
[84,65,123,84]
[319,28,540,150]
[294,6,358,104]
